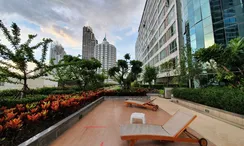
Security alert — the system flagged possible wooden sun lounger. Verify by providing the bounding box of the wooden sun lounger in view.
[124,98,159,111]
[120,111,208,146]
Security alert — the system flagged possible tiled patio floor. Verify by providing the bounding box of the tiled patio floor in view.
[50,100,215,146]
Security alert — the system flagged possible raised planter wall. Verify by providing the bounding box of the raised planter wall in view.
[171,97,244,128]
[104,96,149,100]
[19,97,104,146]
[19,96,152,146]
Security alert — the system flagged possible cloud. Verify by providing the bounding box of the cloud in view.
[115,36,123,41]
[0,0,146,59]
[125,27,138,36]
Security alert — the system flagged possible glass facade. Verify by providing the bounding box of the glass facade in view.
[182,0,244,52]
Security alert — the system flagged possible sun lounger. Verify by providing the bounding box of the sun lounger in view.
[124,98,159,111]
[120,111,208,146]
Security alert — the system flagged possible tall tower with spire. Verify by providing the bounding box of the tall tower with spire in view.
[94,36,117,82]
[103,34,107,42]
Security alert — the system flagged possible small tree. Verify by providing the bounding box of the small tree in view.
[108,53,142,90]
[0,20,52,97]
[160,59,174,87]
[48,59,69,89]
[61,55,102,90]
[143,66,158,88]
[195,37,244,88]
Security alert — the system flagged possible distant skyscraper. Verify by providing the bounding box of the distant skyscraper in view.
[94,36,117,74]
[82,26,98,59]
[49,42,66,65]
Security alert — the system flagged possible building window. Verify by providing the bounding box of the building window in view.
[170,22,176,36]
[167,6,175,25]
[160,49,166,60]
[169,40,177,54]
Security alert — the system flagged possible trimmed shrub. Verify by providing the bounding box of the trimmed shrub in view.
[50,89,77,95]
[0,89,20,97]
[159,90,164,95]
[0,95,47,107]
[140,84,164,89]
[172,87,244,115]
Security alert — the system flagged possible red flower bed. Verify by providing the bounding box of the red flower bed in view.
[0,89,107,146]
[0,88,148,145]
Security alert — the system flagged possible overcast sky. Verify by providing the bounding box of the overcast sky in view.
[0,0,146,60]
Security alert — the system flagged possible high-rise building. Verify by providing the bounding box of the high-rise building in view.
[94,36,117,74]
[82,26,98,59]
[49,42,66,65]
[135,0,183,83]
[182,0,244,53]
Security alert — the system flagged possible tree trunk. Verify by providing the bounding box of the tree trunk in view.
[22,75,28,98]
[61,82,65,89]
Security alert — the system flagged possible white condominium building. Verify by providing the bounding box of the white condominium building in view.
[135,0,183,83]
[94,36,117,74]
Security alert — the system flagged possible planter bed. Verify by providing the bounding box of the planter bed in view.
[19,97,104,146]
[0,90,105,146]
[171,97,244,128]
[0,88,149,146]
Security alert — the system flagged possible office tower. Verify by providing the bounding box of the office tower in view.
[82,26,98,59]
[182,0,244,52]
[50,42,66,65]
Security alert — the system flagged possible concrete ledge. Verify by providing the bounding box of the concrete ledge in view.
[146,93,160,96]
[19,97,104,146]
[171,97,244,129]
[104,96,149,100]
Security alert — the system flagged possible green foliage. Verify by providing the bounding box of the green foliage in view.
[194,38,244,88]
[160,59,178,87]
[176,46,208,88]
[159,89,164,95]
[140,84,164,89]
[53,55,103,90]
[50,89,77,95]
[0,89,20,97]
[0,20,53,97]
[108,53,143,90]
[48,44,70,89]
[0,95,46,108]
[142,66,158,88]
[0,87,82,98]
[172,87,244,115]
[131,81,140,87]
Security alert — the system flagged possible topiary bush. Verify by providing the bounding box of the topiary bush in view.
[172,87,244,115]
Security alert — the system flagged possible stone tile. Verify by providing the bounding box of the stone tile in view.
[50,100,216,146]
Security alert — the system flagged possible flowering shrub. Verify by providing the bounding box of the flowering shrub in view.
[0,88,149,145]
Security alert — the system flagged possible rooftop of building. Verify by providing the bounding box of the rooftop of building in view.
[50,99,217,146]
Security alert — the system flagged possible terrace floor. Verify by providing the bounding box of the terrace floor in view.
[50,100,215,146]
[152,97,244,146]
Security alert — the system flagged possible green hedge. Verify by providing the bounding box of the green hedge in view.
[172,87,244,115]
[140,84,165,89]
[0,95,47,108]
[140,84,183,89]
[0,87,82,97]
